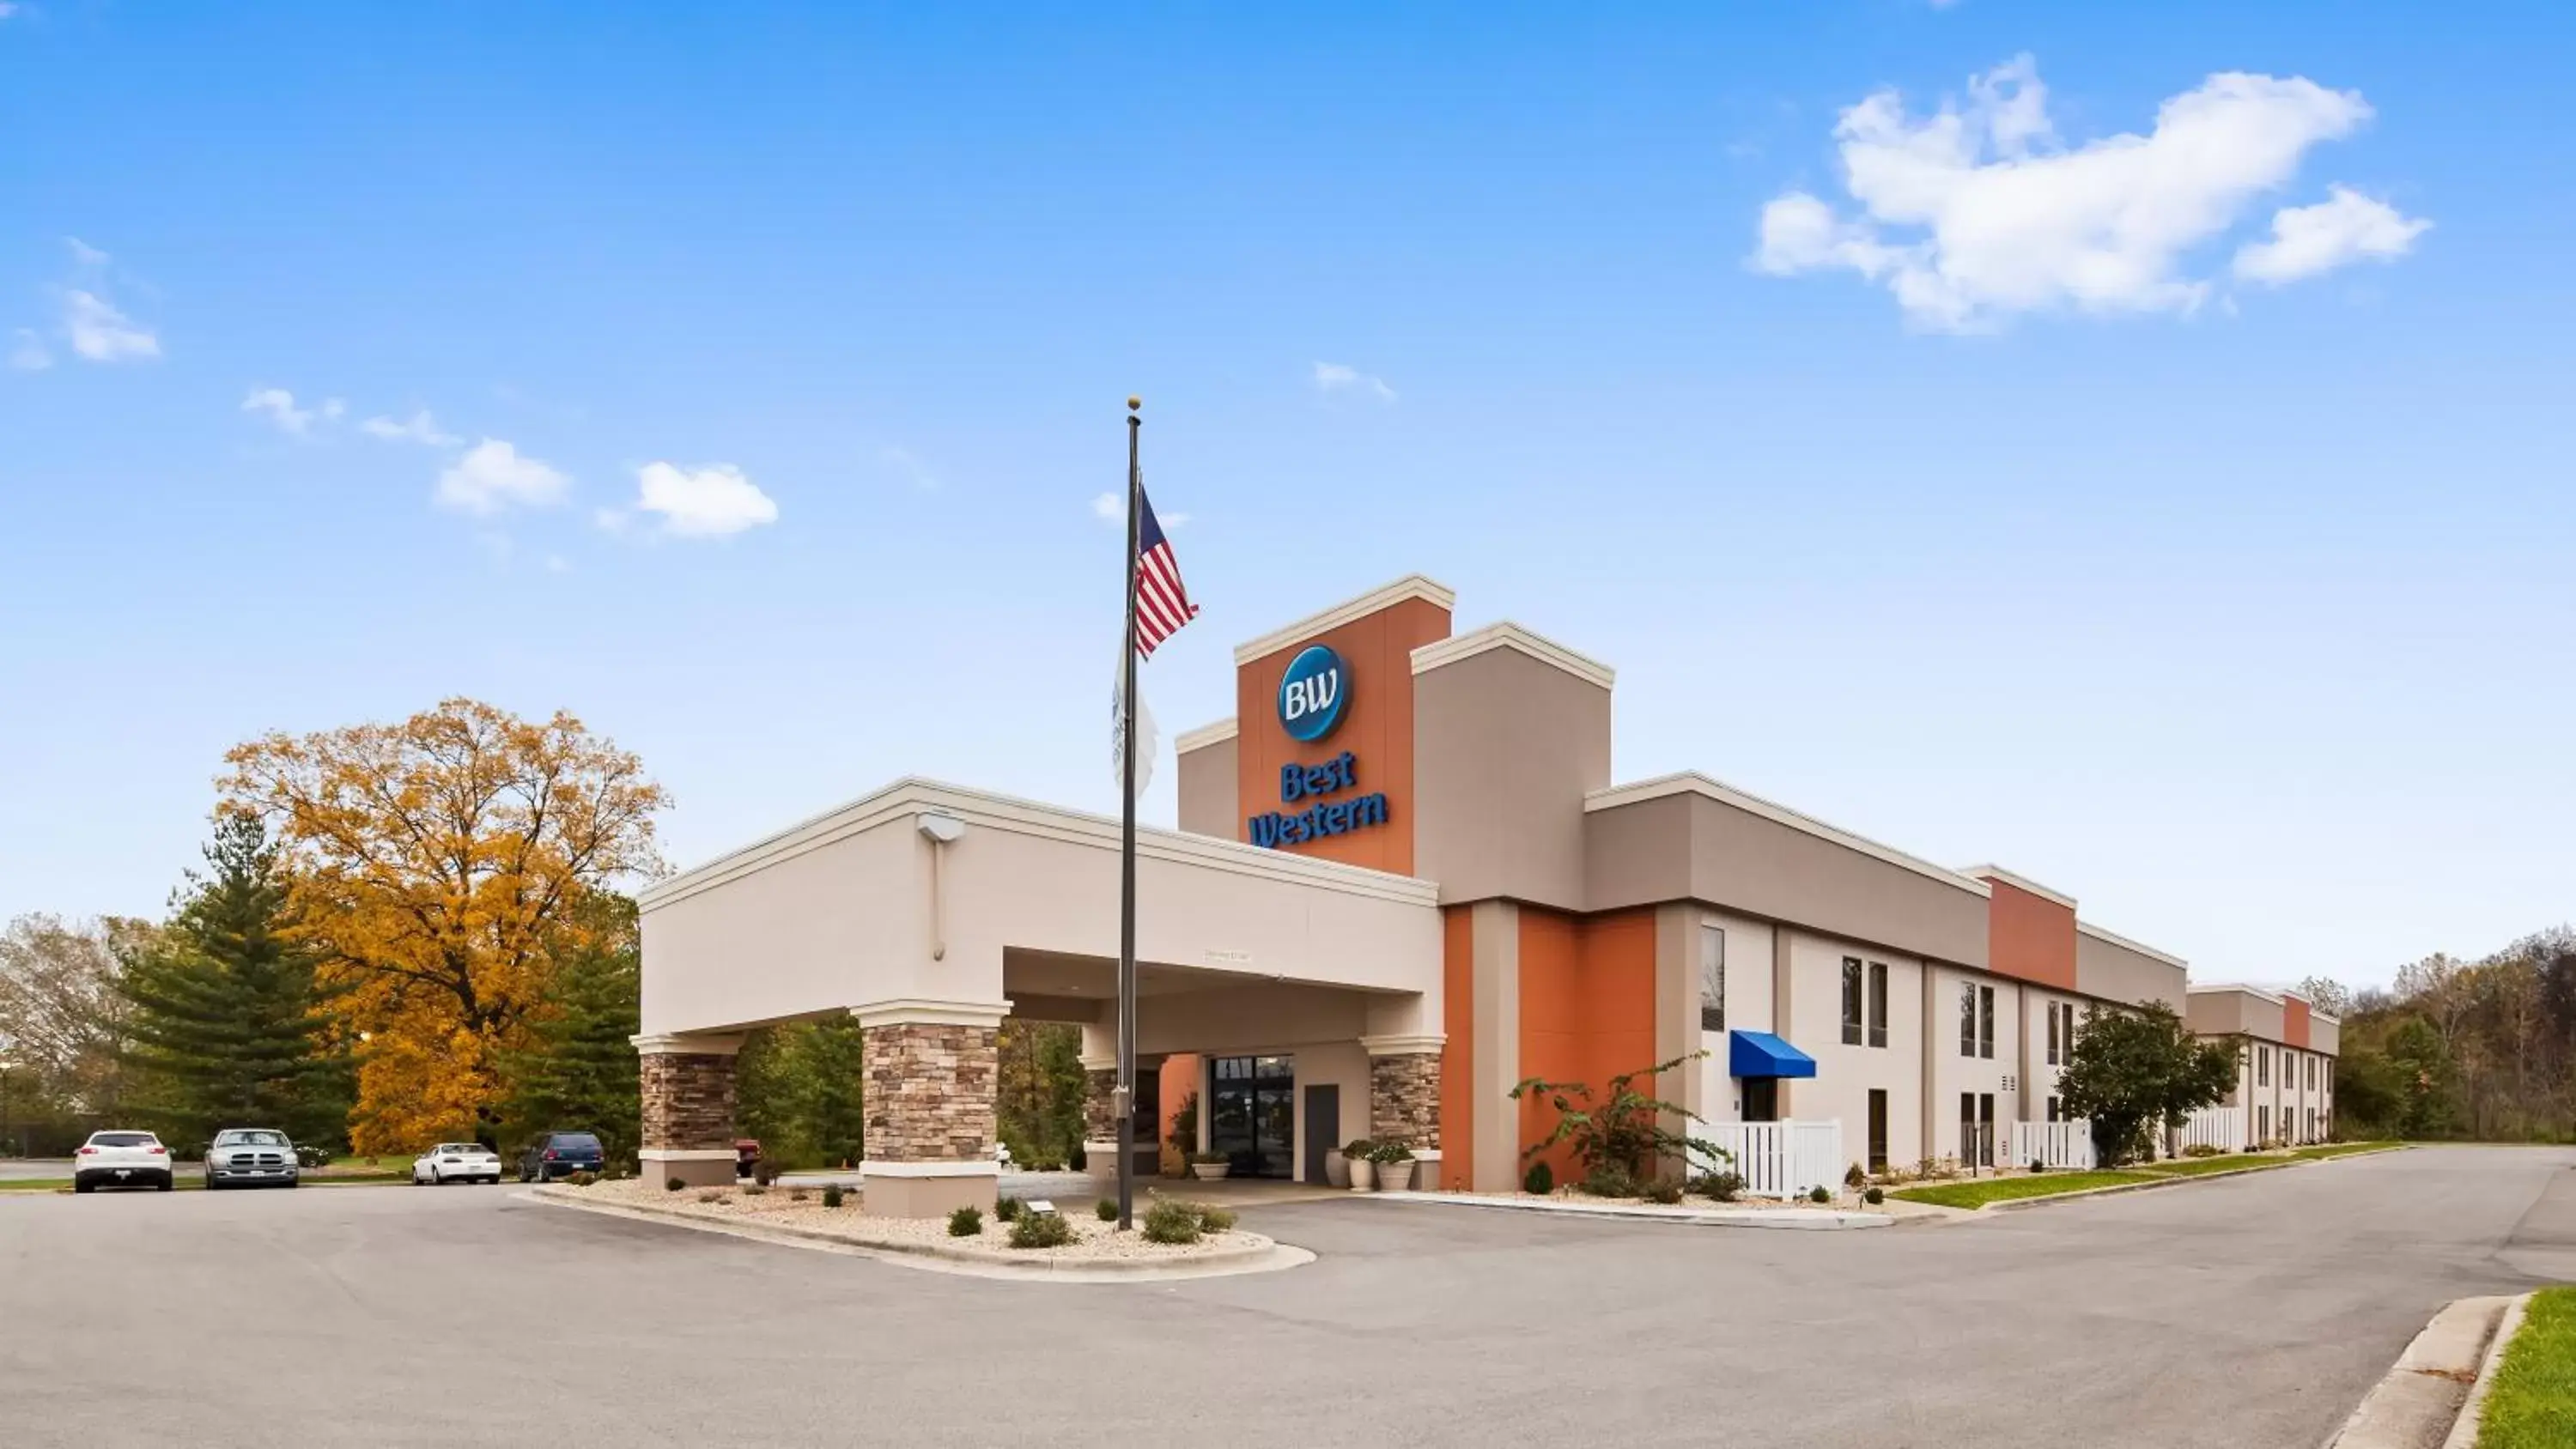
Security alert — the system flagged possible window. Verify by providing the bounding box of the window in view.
[1867,961,1889,1049]
[2257,1046,2269,1086]
[2060,1003,2080,1064]
[2306,1054,2317,1091]
[1842,958,1864,1045]
[1978,985,1996,1059]
[2046,1000,2061,1065]
[1699,924,1726,1034]
[2045,1096,2063,1123]
[1868,1089,1888,1173]
[1959,982,1978,1057]
[2258,1106,2270,1143]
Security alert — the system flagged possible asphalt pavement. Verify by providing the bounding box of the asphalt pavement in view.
[3,1146,2570,1448]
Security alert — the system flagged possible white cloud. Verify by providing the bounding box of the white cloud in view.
[879,445,939,491]
[543,554,573,574]
[1091,491,1121,521]
[361,409,463,446]
[1313,361,1396,402]
[8,328,50,372]
[631,461,777,537]
[1753,57,2406,330]
[0,5,21,21]
[64,237,109,270]
[435,439,569,515]
[240,387,321,434]
[62,288,159,361]
[2233,185,2431,284]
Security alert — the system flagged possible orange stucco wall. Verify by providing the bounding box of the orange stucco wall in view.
[2283,997,2311,1050]
[1986,880,2077,991]
[1157,1053,1201,1169]
[1440,906,1475,1190]
[1233,596,1450,876]
[1516,906,1658,1185]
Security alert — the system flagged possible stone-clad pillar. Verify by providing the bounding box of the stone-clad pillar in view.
[1364,1034,1443,1189]
[634,1033,746,1188]
[856,999,1009,1218]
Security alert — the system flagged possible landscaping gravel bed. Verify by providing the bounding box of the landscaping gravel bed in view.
[557,1178,1271,1264]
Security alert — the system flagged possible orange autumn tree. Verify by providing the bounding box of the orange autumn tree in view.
[219,699,666,1152]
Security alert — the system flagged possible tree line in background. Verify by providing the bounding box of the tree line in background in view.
[0,695,1100,1173]
[2301,928,2576,1142]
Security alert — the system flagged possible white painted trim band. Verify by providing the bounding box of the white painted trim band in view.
[851,998,1014,1030]
[1231,574,1456,665]
[1410,621,1614,689]
[861,1160,1003,1179]
[2080,921,2188,969]
[630,1033,746,1057]
[1359,1033,1447,1056]
[1174,718,1238,754]
[639,1149,737,1162]
[1958,864,2077,910]
[1584,773,1992,899]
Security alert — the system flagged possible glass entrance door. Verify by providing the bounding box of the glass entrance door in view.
[1209,1055,1295,1179]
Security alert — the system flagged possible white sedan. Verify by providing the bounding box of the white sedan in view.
[410,1143,505,1185]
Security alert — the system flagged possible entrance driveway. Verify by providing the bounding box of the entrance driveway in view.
[3,1146,2570,1447]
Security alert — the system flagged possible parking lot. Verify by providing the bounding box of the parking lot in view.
[3,1146,2572,1448]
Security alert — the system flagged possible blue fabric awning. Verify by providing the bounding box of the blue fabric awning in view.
[1729,1030,1817,1080]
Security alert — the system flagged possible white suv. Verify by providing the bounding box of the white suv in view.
[75,1130,174,1193]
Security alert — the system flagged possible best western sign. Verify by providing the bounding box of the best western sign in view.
[1249,644,1392,849]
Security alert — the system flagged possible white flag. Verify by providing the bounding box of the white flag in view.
[1110,646,1157,792]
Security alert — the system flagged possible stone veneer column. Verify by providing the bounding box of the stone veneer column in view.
[634,1032,746,1188]
[1363,1034,1443,1188]
[856,999,1010,1219]
[1078,1054,1120,1178]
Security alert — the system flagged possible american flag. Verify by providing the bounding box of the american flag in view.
[1131,483,1199,656]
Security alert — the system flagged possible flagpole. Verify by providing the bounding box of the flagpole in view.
[1116,395,1142,1231]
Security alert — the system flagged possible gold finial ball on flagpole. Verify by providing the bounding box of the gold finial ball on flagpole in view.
[1127,395,1141,412]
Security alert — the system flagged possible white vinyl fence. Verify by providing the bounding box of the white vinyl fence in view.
[1700,1120,1844,1198]
[2173,1106,2245,1156]
[2010,1120,2095,1171]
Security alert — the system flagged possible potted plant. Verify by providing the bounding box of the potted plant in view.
[1323,1139,1356,1189]
[1343,1138,1376,1191]
[1187,1150,1232,1181]
[1368,1141,1416,1192]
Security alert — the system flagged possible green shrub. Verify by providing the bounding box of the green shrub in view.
[741,1183,768,1197]
[1863,1186,1885,1205]
[1807,1185,1831,1204]
[1643,1180,1683,1205]
[1844,1163,1866,1188]
[2183,1143,2222,1158]
[1069,1143,1087,1171]
[1142,1198,1203,1245]
[1691,1171,1744,1203]
[565,1170,598,1187]
[2027,1161,2047,1174]
[665,1176,685,1192]
[1578,1165,1640,1198]
[1342,1138,1373,1159]
[1010,1210,1073,1249]
[787,1187,809,1202]
[751,1156,783,1187]
[1190,1202,1237,1233]
[948,1205,984,1236]
[1095,1197,1118,1222]
[696,1189,727,1204]
[1367,1142,1414,1165]
[821,1184,844,1209]
[1522,1161,1553,1195]
[995,1195,1025,1223]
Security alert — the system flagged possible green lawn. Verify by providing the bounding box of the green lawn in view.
[2479,1288,2576,1449]
[1888,1170,2155,1210]
[2134,1154,2293,1178]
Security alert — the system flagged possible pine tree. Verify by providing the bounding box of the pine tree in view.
[497,894,642,1166]
[120,815,349,1149]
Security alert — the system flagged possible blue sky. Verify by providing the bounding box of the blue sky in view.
[3,2,2567,991]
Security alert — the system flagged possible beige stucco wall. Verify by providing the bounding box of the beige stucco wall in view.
[2187,987,2287,1044]
[1925,964,2026,1166]
[1782,930,1929,1173]
[1176,729,1238,840]
[2074,926,2188,1009]
[1584,788,1990,970]
[640,779,1443,1037]
[1411,634,1612,912]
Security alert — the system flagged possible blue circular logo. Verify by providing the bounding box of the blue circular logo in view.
[1277,645,1348,743]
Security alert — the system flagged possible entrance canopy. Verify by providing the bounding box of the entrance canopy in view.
[1728,1030,1817,1080]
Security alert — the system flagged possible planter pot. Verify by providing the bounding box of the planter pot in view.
[1188,1161,1231,1180]
[1349,1158,1376,1191]
[1374,1160,1413,1192]
[1324,1150,1350,1189]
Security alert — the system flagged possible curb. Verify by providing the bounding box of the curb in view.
[2324,1294,2514,1449]
[524,1186,1305,1282]
[1909,1146,2412,1217]
[1369,1191,1892,1231]
[2441,1292,2532,1449]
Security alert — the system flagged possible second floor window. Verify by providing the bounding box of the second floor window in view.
[1867,961,1888,1049]
[2257,1046,2269,1086]
[1959,982,1996,1058]
[1842,958,1864,1045]
[1699,924,1726,1034]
